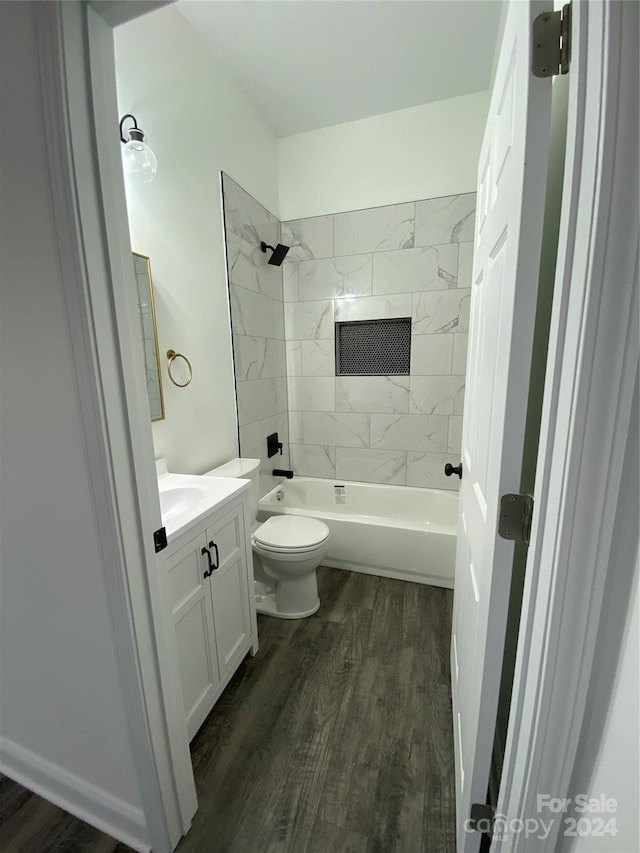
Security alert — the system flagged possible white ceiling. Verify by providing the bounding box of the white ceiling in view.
[178,0,503,138]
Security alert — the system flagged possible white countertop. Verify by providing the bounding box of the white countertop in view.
[158,472,249,541]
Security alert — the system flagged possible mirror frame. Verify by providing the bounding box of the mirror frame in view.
[133,251,165,422]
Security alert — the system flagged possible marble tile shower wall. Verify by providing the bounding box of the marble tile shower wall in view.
[222,175,290,495]
[282,193,476,491]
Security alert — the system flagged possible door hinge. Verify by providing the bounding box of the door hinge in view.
[469,802,495,836]
[153,526,168,553]
[532,3,571,77]
[498,494,534,545]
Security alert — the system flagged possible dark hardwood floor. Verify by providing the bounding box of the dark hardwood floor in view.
[0,567,455,853]
[0,775,131,853]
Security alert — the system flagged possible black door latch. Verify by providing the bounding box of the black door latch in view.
[153,526,168,553]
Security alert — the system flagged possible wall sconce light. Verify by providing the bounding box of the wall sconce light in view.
[119,114,158,183]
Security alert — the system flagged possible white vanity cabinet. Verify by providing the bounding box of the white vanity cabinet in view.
[163,495,257,741]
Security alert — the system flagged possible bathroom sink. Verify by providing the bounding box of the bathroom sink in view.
[159,485,208,522]
[157,470,249,539]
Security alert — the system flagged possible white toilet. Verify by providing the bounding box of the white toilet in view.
[205,458,329,619]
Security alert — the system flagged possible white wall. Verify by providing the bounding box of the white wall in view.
[277,91,490,221]
[568,577,639,852]
[0,3,146,847]
[115,5,279,475]
[560,369,639,853]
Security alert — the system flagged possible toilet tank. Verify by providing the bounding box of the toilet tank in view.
[204,458,260,522]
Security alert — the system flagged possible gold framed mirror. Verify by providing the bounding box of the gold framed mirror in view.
[133,252,165,422]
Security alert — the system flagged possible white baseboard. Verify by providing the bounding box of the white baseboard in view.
[0,737,150,852]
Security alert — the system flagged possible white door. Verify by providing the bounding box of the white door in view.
[450,2,553,849]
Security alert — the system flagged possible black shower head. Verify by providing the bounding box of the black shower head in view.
[260,241,290,266]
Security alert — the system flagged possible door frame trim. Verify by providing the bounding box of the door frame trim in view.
[494,2,638,850]
[46,0,636,850]
[82,1,198,839]
[44,1,195,850]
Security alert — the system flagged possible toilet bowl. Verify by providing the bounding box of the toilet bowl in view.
[205,459,330,619]
[252,516,329,618]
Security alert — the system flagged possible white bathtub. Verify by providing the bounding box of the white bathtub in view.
[258,477,457,588]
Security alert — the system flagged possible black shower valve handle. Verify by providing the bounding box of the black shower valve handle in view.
[267,432,283,458]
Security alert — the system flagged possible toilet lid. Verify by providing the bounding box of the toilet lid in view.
[254,516,329,550]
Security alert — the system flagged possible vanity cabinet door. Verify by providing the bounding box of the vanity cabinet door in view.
[166,532,220,741]
[205,503,252,681]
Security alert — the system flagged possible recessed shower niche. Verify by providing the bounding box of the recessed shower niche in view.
[335,317,412,376]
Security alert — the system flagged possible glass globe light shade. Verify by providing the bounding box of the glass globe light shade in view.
[122,139,158,183]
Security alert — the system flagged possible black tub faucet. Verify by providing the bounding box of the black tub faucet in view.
[272,469,294,479]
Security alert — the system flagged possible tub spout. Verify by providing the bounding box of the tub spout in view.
[273,469,294,479]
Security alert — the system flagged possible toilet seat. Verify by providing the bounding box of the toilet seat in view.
[253,516,329,552]
[253,540,326,557]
